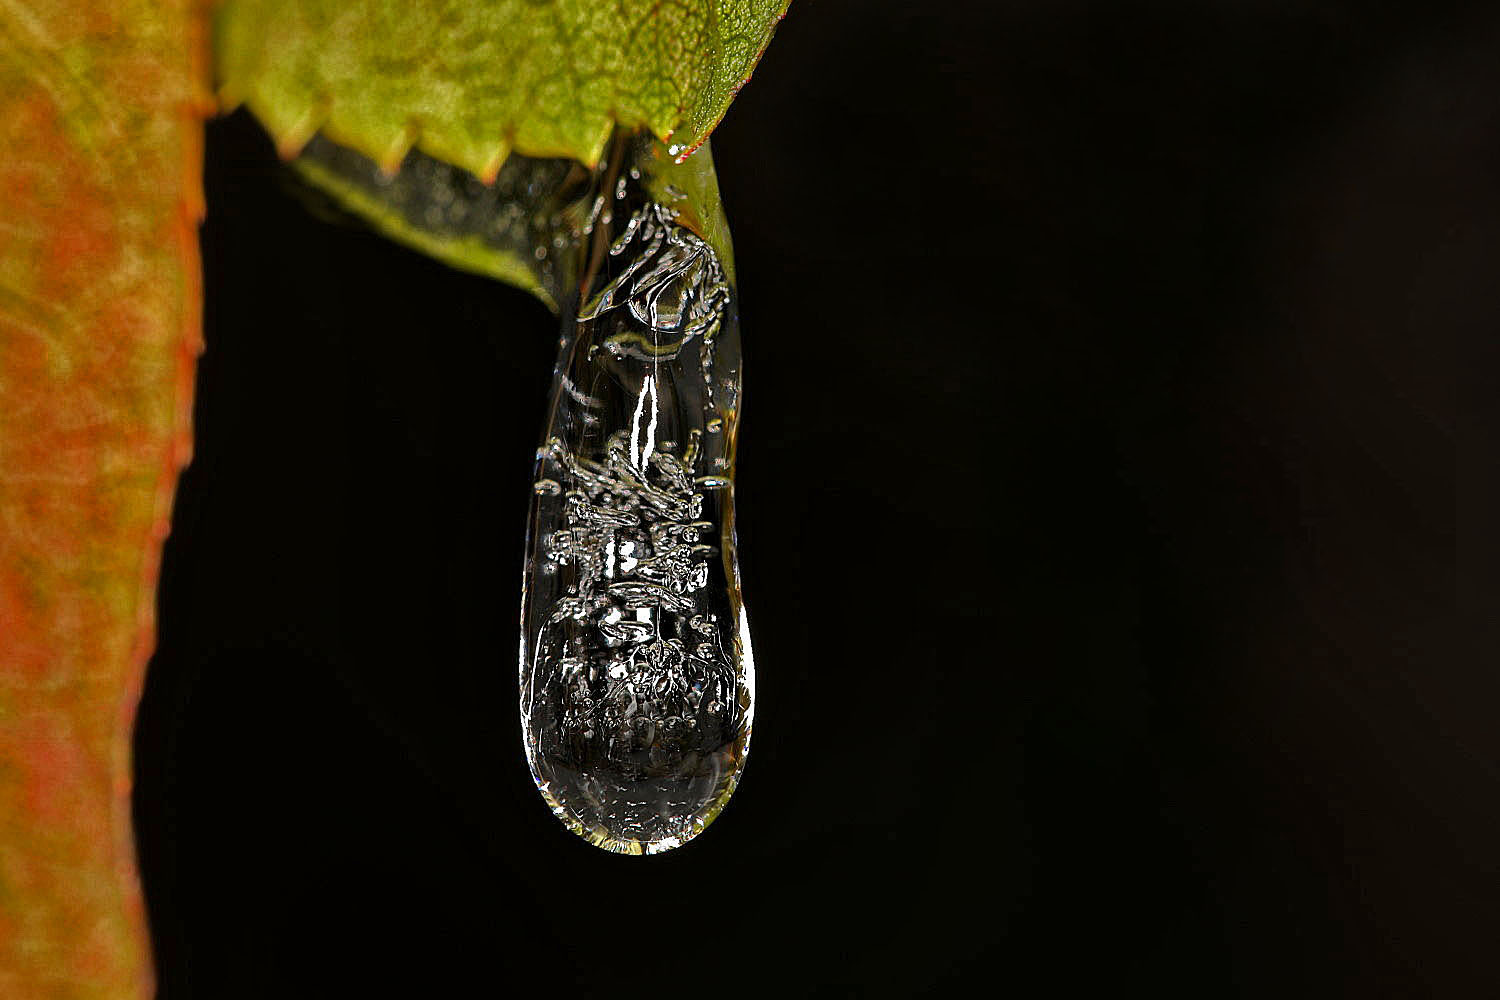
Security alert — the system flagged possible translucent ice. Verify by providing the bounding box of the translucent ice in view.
[520,165,753,854]
[290,131,752,854]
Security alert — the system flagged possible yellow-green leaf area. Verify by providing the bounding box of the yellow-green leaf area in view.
[215,0,790,177]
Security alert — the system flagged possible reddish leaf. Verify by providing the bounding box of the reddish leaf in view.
[0,1,207,995]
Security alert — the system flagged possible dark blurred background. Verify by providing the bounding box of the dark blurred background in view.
[134,1,1490,996]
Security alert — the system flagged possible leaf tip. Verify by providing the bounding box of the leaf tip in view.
[273,100,329,161]
[378,123,419,176]
[478,141,512,186]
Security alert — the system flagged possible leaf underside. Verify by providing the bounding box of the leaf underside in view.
[288,128,735,316]
[0,1,204,996]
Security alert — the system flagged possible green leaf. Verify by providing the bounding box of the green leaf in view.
[215,0,790,177]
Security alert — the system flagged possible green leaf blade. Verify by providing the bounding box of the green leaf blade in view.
[216,0,790,178]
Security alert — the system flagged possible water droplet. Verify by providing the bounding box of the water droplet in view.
[522,191,751,856]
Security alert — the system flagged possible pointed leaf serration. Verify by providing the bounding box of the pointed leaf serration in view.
[215,0,791,176]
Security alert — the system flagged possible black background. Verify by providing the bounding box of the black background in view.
[134,1,1490,996]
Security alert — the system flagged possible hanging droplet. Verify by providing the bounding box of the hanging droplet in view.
[519,151,753,854]
[282,130,750,854]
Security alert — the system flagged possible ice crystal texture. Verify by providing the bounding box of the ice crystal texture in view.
[520,194,753,854]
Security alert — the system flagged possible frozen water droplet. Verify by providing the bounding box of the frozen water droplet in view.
[521,187,752,855]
